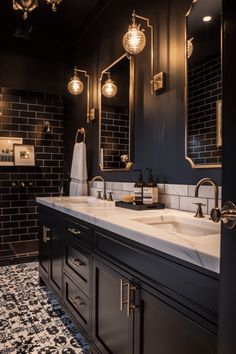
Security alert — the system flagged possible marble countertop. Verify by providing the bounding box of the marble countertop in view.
[36,196,221,273]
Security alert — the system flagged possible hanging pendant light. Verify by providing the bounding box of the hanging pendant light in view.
[102,73,117,98]
[68,67,84,95]
[46,0,62,12]
[13,0,38,20]
[123,10,146,55]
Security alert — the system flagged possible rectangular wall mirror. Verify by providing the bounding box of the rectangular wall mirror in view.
[98,53,134,171]
[185,0,222,168]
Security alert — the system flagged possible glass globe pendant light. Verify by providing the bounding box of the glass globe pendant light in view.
[68,68,84,95]
[13,0,38,20]
[123,10,146,55]
[187,37,194,58]
[46,0,62,12]
[102,73,117,98]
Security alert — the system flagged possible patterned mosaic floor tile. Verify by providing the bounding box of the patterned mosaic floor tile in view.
[0,262,90,354]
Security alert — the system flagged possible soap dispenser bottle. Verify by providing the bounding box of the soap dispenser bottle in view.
[143,168,158,205]
[134,169,145,205]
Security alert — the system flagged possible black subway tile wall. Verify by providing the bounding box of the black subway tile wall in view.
[188,54,222,165]
[101,105,129,169]
[0,88,64,246]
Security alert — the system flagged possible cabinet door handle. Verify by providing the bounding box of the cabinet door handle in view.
[43,226,51,243]
[120,278,129,312]
[68,227,81,235]
[68,258,83,268]
[127,283,138,317]
[69,296,84,309]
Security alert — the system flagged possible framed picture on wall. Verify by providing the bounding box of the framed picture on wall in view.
[0,137,23,166]
[14,144,35,166]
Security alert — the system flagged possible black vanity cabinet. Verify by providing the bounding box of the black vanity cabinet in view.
[92,258,134,354]
[38,204,219,354]
[39,205,64,297]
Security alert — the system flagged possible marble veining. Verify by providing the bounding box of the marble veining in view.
[37,196,220,273]
[0,262,89,354]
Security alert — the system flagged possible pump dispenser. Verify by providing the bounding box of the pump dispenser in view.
[133,169,145,205]
[143,168,158,205]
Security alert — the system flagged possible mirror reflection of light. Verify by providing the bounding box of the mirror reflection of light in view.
[203,16,212,22]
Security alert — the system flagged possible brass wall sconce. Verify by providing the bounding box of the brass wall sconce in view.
[68,67,95,123]
[123,10,165,94]
[13,0,38,20]
[43,120,51,133]
[46,0,62,12]
[13,0,62,20]
[101,72,118,98]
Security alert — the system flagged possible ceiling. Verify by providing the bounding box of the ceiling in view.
[0,0,109,51]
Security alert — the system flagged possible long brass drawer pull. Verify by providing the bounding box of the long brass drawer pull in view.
[120,279,129,312]
[43,226,51,243]
[69,296,84,309]
[68,258,83,268]
[68,227,81,235]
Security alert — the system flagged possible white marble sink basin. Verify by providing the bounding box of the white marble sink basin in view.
[131,214,219,237]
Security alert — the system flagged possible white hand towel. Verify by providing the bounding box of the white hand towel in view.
[69,142,88,196]
[70,142,88,181]
[70,179,88,196]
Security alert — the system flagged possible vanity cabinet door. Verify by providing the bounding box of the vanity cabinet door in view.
[50,226,63,296]
[39,224,50,279]
[92,258,134,354]
[134,287,217,354]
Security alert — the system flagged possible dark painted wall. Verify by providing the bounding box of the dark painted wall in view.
[65,0,221,185]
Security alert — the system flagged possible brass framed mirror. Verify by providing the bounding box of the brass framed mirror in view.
[98,53,134,171]
[185,0,222,168]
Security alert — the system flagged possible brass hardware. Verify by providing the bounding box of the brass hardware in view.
[120,279,129,312]
[152,72,166,93]
[193,202,206,218]
[211,201,236,229]
[107,192,114,202]
[68,259,83,268]
[68,68,95,123]
[68,296,84,309]
[91,176,106,200]
[68,227,81,236]
[43,226,51,243]
[126,283,138,317]
[195,178,219,209]
[97,191,102,200]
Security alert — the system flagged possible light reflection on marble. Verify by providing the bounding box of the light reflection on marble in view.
[37,196,220,273]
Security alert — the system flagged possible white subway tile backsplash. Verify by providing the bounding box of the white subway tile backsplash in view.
[89,181,221,214]
[165,184,188,196]
[180,196,208,214]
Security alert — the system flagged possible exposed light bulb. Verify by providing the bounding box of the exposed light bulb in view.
[203,16,212,22]
[102,74,117,98]
[123,11,146,55]
[68,69,84,95]
[187,37,194,58]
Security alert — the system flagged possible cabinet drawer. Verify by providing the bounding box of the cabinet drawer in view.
[64,273,90,332]
[65,217,92,249]
[64,240,90,295]
[94,229,219,323]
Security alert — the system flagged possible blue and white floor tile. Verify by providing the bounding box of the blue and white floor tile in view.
[0,262,90,353]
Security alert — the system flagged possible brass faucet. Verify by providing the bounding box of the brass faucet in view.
[195,178,219,209]
[91,176,106,200]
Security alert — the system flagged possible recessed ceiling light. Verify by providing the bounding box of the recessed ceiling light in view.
[203,16,212,22]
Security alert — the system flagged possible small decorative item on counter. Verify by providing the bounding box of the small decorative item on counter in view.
[133,169,145,205]
[143,168,158,205]
[122,194,134,203]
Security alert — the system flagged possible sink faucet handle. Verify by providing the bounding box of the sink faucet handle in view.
[107,192,114,201]
[97,191,102,199]
[193,202,206,218]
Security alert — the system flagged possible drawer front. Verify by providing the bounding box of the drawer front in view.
[94,229,219,322]
[65,218,92,249]
[64,274,90,332]
[64,240,90,295]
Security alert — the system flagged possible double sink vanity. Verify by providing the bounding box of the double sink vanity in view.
[37,195,220,354]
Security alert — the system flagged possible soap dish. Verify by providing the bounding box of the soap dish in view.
[115,201,165,211]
